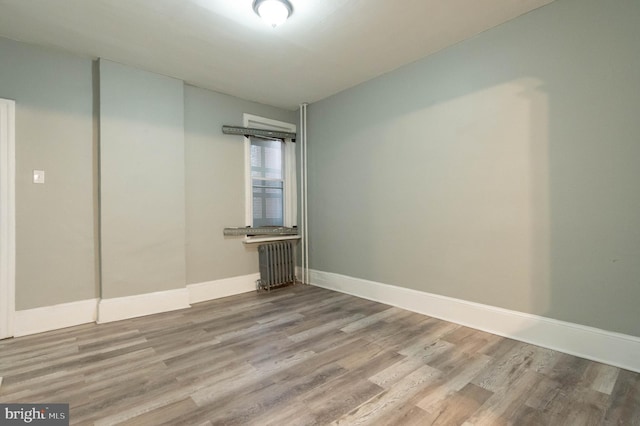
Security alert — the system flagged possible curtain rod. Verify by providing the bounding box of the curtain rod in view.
[222,125,297,141]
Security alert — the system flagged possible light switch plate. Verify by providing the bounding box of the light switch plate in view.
[33,170,45,184]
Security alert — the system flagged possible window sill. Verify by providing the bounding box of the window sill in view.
[243,235,301,244]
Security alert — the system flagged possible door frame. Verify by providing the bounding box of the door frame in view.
[0,98,16,339]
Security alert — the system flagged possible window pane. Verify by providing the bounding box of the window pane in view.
[250,138,283,179]
[253,179,283,189]
[252,178,283,227]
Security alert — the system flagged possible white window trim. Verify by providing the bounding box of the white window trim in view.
[243,114,297,242]
[0,98,16,339]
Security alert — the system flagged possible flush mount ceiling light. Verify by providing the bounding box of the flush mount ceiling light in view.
[253,0,293,28]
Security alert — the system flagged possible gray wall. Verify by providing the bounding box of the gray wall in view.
[307,0,640,336]
[100,60,186,298]
[0,37,294,309]
[184,85,296,284]
[0,38,97,310]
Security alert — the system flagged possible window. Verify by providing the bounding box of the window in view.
[251,137,284,227]
[244,114,296,230]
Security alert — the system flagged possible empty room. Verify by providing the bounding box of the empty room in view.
[0,0,639,424]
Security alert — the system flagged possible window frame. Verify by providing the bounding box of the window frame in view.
[243,113,296,230]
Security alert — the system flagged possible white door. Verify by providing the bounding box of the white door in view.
[0,98,16,339]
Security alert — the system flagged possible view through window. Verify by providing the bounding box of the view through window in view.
[250,137,284,227]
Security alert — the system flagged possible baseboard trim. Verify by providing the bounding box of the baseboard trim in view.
[10,274,262,335]
[310,269,640,373]
[13,298,99,337]
[97,288,190,324]
[187,273,259,304]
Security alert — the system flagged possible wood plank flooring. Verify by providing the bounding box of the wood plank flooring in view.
[1,285,639,425]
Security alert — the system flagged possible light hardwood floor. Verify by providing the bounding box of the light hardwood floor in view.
[1,285,639,425]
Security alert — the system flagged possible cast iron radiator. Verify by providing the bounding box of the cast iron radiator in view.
[257,241,296,291]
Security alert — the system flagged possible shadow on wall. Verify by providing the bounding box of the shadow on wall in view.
[368,78,551,317]
[311,77,551,315]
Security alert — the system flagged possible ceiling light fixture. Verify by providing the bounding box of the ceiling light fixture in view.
[253,0,293,28]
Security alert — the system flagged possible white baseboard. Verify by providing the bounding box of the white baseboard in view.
[10,274,261,335]
[187,273,259,304]
[97,288,190,323]
[310,269,640,373]
[13,298,99,337]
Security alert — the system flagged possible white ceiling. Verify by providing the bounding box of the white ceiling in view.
[0,0,554,110]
